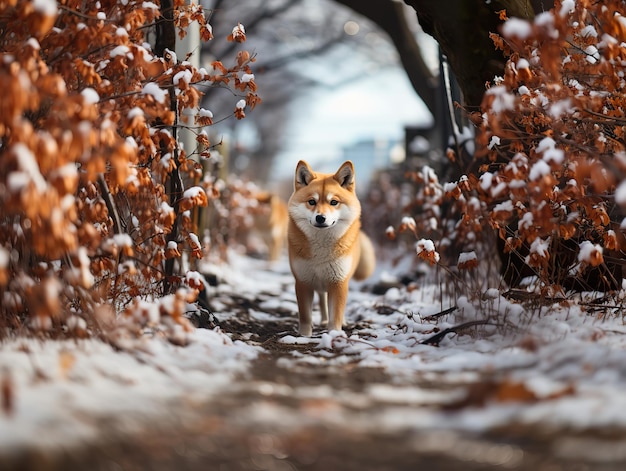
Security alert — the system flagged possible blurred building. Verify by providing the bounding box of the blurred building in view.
[340,138,401,187]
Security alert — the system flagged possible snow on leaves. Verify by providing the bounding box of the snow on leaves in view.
[227,23,246,43]
[386,0,626,292]
[416,238,440,265]
[470,0,626,289]
[0,1,260,339]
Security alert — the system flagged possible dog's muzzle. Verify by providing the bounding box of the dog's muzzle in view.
[314,214,330,228]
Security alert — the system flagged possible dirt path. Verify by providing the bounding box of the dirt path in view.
[5,307,626,471]
[4,256,626,471]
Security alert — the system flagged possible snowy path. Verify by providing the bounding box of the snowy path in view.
[3,253,626,469]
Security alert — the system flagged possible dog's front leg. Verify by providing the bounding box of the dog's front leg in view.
[327,282,349,332]
[295,280,314,336]
[317,291,328,326]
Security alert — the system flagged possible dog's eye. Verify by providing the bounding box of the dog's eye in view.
[308,199,316,206]
[330,199,339,206]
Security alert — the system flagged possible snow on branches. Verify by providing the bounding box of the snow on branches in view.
[386,0,626,292]
[471,0,626,289]
[0,0,260,339]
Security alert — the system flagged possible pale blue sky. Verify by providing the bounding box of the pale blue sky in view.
[271,65,432,181]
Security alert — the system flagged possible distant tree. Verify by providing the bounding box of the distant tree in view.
[0,0,258,339]
[334,0,439,118]
[201,0,408,182]
[336,0,541,168]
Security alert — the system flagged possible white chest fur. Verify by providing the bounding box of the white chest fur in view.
[291,253,353,292]
[289,200,357,292]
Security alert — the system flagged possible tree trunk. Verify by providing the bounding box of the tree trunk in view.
[403,0,535,109]
[155,0,176,57]
[156,0,183,294]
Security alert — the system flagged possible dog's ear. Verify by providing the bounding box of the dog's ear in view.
[334,161,355,190]
[295,160,315,189]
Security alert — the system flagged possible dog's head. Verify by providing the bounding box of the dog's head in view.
[289,160,360,232]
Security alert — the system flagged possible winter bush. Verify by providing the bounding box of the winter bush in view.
[390,0,626,296]
[0,0,260,339]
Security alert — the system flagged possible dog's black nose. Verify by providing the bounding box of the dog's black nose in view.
[316,215,326,225]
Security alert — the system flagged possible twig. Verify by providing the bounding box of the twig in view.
[579,302,624,310]
[420,320,495,346]
[97,174,122,235]
[373,303,406,315]
[502,289,566,304]
[422,305,458,321]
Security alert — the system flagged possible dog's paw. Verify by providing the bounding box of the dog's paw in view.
[299,323,313,337]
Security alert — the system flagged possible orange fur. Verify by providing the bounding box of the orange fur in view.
[287,160,375,336]
[252,192,288,262]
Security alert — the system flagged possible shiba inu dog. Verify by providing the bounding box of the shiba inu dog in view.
[251,191,288,262]
[287,160,375,336]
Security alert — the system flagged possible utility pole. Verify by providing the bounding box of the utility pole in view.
[176,10,202,273]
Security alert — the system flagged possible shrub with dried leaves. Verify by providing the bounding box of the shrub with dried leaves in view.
[0,0,260,339]
[391,0,626,294]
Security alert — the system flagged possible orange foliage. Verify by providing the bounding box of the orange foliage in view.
[389,1,626,291]
[0,1,260,337]
[469,0,626,287]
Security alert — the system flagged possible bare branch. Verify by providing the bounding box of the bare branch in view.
[335,0,439,116]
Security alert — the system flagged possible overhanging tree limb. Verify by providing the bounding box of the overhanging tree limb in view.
[402,0,535,108]
[334,0,439,117]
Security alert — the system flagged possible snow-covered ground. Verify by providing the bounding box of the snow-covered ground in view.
[3,250,626,466]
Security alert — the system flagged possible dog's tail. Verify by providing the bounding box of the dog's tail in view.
[354,231,375,281]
